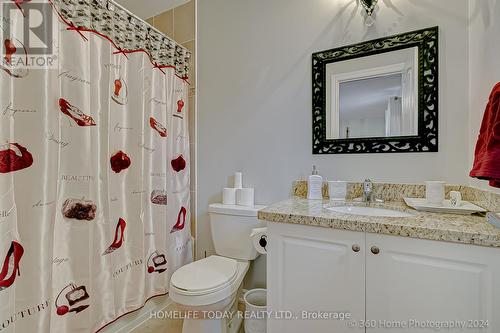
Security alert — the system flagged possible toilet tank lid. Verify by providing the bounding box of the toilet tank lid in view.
[208,203,266,217]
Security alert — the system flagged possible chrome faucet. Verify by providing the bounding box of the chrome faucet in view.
[361,179,384,203]
[363,179,374,203]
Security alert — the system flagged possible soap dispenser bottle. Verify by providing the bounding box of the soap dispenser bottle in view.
[307,165,323,200]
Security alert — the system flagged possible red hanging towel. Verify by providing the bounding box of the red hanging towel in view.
[470,82,500,188]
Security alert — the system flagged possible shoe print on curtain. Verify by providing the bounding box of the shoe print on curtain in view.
[0,143,33,173]
[55,283,90,316]
[4,39,16,63]
[59,98,96,126]
[170,207,187,233]
[150,117,167,137]
[0,241,24,291]
[102,218,126,255]
[1,38,29,78]
[111,78,128,105]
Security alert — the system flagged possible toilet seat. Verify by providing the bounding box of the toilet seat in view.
[169,256,249,307]
[171,256,238,296]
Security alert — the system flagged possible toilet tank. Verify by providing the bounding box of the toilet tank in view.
[208,204,266,260]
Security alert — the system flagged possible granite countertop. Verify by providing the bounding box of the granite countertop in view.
[258,197,500,248]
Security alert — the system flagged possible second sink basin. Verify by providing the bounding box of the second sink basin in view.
[326,205,414,217]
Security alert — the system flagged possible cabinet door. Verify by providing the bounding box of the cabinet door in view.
[366,233,500,333]
[267,222,365,333]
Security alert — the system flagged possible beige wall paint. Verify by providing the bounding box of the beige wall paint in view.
[147,1,198,243]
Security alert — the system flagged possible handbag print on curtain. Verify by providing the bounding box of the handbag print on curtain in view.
[0,0,192,332]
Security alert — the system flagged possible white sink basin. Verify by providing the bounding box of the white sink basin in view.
[326,205,413,217]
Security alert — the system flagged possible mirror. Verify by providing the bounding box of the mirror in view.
[312,27,438,154]
[326,47,418,139]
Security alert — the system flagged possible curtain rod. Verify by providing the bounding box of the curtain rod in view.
[108,0,191,55]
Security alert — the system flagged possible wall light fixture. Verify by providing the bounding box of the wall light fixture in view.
[361,0,378,26]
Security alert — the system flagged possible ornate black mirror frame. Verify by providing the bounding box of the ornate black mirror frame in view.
[312,26,438,154]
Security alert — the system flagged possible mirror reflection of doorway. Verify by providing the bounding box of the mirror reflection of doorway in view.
[338,74,403,139]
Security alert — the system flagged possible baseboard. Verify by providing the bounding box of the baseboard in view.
[99,295,173,333]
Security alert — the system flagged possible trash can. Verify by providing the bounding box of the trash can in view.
[243,288,267,333]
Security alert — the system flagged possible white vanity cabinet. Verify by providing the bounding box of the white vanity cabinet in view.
[267,222,366,333]
[365,233,500,333]
[267,222,500,333]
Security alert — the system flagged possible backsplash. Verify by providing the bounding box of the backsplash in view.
[293,181,500,212]
[461,187,500,213]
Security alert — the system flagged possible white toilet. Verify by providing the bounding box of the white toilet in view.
[169,203,266,333]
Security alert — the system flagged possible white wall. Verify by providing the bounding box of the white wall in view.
[468,0,500,193]
[197,0,470,284]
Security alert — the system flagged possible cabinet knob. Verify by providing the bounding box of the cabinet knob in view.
[371,246,380,255]
[352,244,360,252]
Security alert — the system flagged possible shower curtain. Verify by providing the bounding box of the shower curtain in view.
[0,1,192,332]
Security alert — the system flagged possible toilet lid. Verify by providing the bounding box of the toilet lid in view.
[171,256,238,294]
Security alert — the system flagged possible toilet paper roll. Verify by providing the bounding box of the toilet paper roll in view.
[234,172,243,189]
[222,188,237,205]
[236,188,254,207]
[251,227,268,254]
